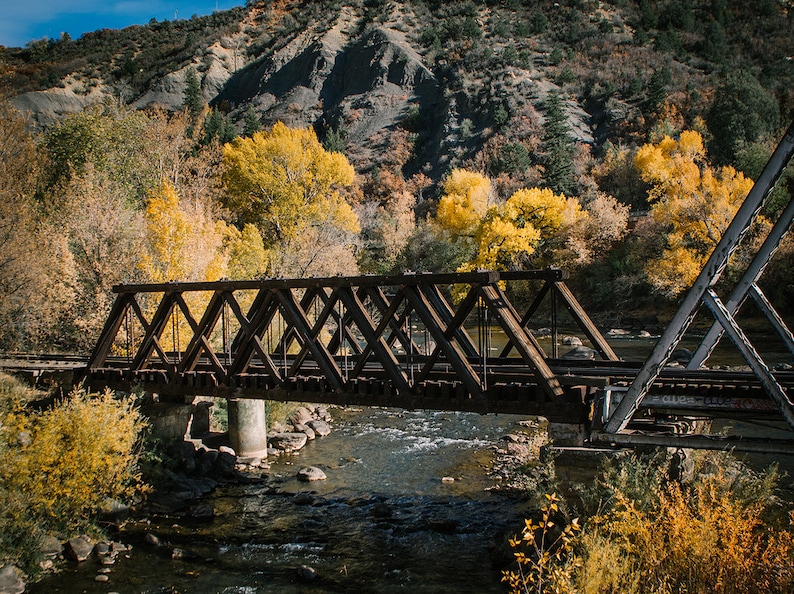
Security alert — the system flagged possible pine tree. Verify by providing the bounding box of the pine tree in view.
[242,106,261,137]
[540,91,575,196]
[183,67,203,120]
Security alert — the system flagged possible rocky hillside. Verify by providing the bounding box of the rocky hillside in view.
[1,0,792,181]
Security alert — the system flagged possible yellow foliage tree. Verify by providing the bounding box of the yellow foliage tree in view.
[0,384,147,537]
[451,186,583,273]
[140,180,191,282]
[635,130,754,296]
[222,222,269,280]
[435,168,493,238]
[140,180,227,283]
[221,121,357,245]
[221,121,359,277]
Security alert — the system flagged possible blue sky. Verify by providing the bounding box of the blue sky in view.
[0,1,245,48]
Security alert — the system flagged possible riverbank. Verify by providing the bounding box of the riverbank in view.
[25,405,545,593]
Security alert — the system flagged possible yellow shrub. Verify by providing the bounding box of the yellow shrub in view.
[506,453,794,594]
[573,454,794,594]
[0,381,148,568]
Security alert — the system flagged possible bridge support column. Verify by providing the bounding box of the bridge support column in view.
[227,399,268,458]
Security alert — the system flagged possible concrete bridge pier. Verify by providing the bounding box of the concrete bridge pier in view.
[227,398,268,458]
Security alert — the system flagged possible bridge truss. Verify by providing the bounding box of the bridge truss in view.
[85,269,615,422]
[598,120,794,449]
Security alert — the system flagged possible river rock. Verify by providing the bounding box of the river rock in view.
[290,406,314,427]
[297,466,327,481]
[561,335,582,346]
[302,426,316,440]
[144,533,160,546]
[38,534,63,558]
[317,406,331,421]
[560,346,597,360]
[607,328,630,337]
[306,419,331,437]
[216,451,237,475]
[196,449,219,475]
[65,535,94,562]
[187,502,215,519]
[0,565,24,594]
[297,565,318,582]
[669,348,693,365]
[270,432,308,452]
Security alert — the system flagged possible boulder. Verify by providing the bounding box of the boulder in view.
[289,406,314,428]
[269,432,308,452]
[306,419,331,437]
[560,346,597,360]
[0,565,24,594]
[64,535,94,562]
[561,335,582,346]
[215,451,237,476]
[297,466,327,482]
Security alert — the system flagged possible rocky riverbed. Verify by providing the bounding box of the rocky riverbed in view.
[18,405,547,593]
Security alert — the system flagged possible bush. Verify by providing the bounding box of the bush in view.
[574,452,794,593]
[0,376,148,571]
[504,452,794,594]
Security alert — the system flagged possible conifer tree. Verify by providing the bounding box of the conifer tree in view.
[242,106,261,137]
[182,67,203,120]
[540,91,575,196]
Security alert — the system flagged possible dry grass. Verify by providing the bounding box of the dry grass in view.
[505,451,794,594]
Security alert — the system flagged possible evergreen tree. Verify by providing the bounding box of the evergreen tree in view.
[183,67,203,120]
[242,106,261,137]
[643,67,671,116]
[707,72,781,166]
[540,91,575,196]
[203,108,237,145]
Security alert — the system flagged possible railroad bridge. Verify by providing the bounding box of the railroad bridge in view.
[3,121,794,456]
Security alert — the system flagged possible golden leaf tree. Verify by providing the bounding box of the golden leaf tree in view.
[221,122,359,277]
[435,168,493,238]
[635,130,754,296]
[434,168,586,273]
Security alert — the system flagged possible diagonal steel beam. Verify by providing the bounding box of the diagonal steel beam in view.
[688,193,794,368]
[131,292,178,376]
[225,290,284,384]
[275,288,343,391]
[553,281,619,361]
[336,286,412,394]
[87,293,134,370]
[702,289,794,429]
[500,280,552,358]
[405,284,485,398]
[479,284,564,400]
[605,120,794,433]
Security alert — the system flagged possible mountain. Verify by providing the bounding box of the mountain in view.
[1,0,792,182]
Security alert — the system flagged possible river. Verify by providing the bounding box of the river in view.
[31,407,538,593]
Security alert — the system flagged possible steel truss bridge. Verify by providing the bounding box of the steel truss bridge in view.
[2,122,794,454]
